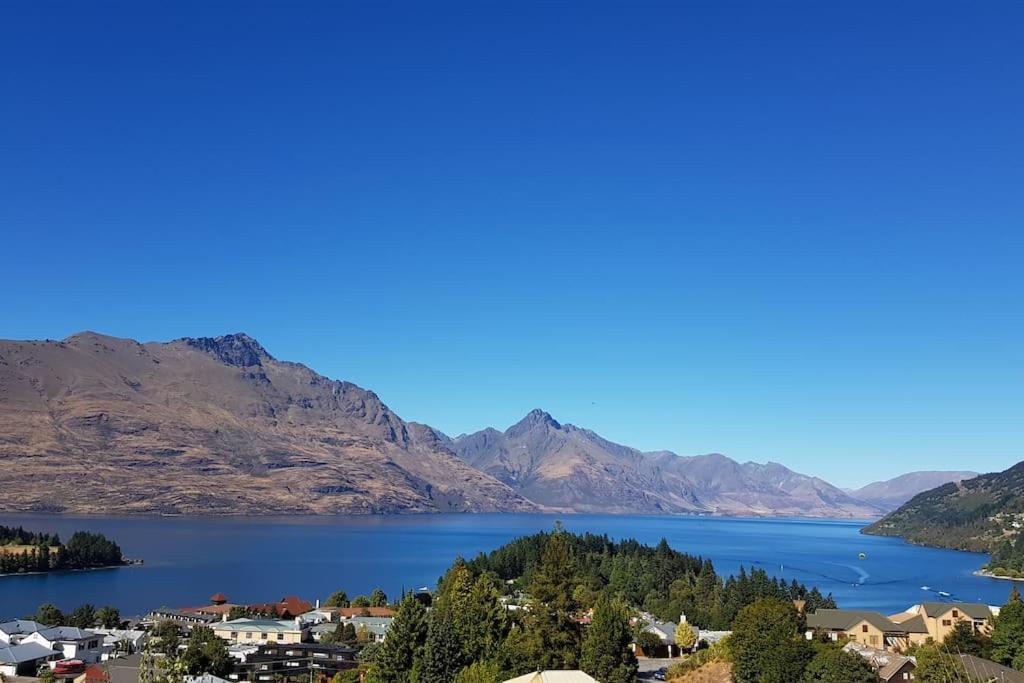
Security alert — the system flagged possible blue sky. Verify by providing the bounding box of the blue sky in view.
[2,1,1021,488]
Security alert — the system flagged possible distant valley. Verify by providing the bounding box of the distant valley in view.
[0,332,975,518]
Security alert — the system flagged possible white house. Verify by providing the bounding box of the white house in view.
[91,629,148,657]
[24,627,107,663]
[0,642,61,676]
[0,620,46,645]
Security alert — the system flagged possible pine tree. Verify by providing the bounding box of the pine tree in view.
[579,596,638,683]
[991,585,1024,668]
[730,598,812,683]
[368,595,428,683]
[518,530,582,670]
[420,610,466,683]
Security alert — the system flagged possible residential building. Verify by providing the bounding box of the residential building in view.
[224,643,357,682]
[631,613,697,659]
[843,642,916,682]
[144,608,218,627]
[212,619,309,645]
[0,620,46,645]
[806,609,928,650]
[890,603,995,641]
[958,654,1024,682]
[0,642,61,676]
[24,627,106,663]
[333,607,396,620]
[504,672,599,683]
[90,629,148,657]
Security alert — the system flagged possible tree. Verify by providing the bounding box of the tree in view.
[580,595,638,683]
[351,595,371,608]
[151,621,182,656]
[370,589,388,608]
[420,610,466,683]
[179,625,231,676]
[674,622,697,652]
[801,643,876,683]
[729,598,812,683]
[913,643,969,682]
[943,619,990,658]
[368,595,428,682]
[992,586,1024,669]
[35,604,64,626]
[69,604,96,629]
[517,531,582,670]
[453,661,503,683]
[326,591,350,608]
[96,606,121,628]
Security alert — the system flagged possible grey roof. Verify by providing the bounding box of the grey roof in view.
[36,626,97,641]
[0,620,44,636]
[958,654,1024,683]
[216,619,304,633]
[896,614,929,634]
[806,609,903,633]
[877,655,915,682]
[0,642,60,664]
[921,602,993,620]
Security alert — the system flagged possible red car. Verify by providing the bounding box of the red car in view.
[53,660,86,675]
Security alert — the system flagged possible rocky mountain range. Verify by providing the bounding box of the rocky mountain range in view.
[0,332,967,518]
[847,470,978,510]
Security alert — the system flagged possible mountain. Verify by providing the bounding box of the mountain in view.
[848,471,979,511]
[863,465,1024,552]
[448,409,883,518]
[0,332,536,515]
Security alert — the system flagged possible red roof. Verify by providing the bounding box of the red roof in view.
[210,592,228,603]
[84,665,109,683]
[333,607,396,618]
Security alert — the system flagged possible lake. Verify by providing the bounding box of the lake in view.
[0,513,1012,620]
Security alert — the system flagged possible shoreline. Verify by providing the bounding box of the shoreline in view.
[974,569,1024,582]
[0,562,136,579]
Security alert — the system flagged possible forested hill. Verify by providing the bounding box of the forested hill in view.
[465,529,835,630]
[863,461,1024,554]
[0,525,124,574]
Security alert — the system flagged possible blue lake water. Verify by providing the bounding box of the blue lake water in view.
[0,513,1013,619]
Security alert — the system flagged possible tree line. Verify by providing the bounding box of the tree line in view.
[361,527,836,683]
[0,527,124,574]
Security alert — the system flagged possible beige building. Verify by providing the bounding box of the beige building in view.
[213,619,308,645]
[889,602,995,642]
[806,609,929,651]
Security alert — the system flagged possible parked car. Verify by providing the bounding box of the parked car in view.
[653,667,667,681]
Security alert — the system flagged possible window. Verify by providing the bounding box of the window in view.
[869,636,879,646]
[861,625,869,633]
[277,633,284,641]
[230,632,237,639]
[246,632,253,639]
[952,610,959,618]
[942,620,952,627]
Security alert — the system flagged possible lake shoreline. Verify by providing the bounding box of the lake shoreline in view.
[973,569,1024,582]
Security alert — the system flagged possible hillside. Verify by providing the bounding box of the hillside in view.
[849,471,979,511]
[447,409,883,518]
[0,332,536,515]
[863,464,1024,552]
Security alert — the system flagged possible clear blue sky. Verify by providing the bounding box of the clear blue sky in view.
[2,1,1021,488]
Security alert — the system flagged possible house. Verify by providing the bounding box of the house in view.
[145,608,218,627]
[957,654,1024,682]
[90,629,148,657]
[212,619,309,645]
[180,596,314,620]
[889,603,995,642]
[297,609,335,625]
[24,627,106,663]
[842,642,916,682]
[224,643,357,682]
[806,609,928,651]
[185,675,233,683]
[0,620,46,645]
[504,672,599,683]
[631,614,697,659]
[0,642,61,676]
[333,607,396,620]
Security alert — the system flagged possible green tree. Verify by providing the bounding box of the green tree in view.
[369,589,389,608]
[96,606,121,628]
[35,603,64,626]
[992,586,1024,668]
[913,643,969,682]
[151,621,182,656]
[179,625,231,676]
[69,604,96,628]
[326,591,350,608]
[943,619,990,657]
[368,595,428,682]
[580,595,638,683]
[674,621,697,652]
[453,660,503,683]
[420,610,466,683]
[351,595,371,608]
[729,598,812,683]
[518,530,582,670]
[801,643,876,683]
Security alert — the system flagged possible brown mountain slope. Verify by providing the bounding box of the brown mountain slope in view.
[847,471,979,511]
[0,332,536,515]
[448,410,883,518]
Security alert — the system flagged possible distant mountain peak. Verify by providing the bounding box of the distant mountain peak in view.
[507,409,561,435]
[181,333,273,367]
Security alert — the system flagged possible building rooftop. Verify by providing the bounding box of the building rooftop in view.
[958,654,1024,682]
[504,672,599,683]
[0,620,45,637]
[0,642,60,664]
[215,619,305,633]
[807,609,903,633]
[36,627,96,641]
[920,602,993,620]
